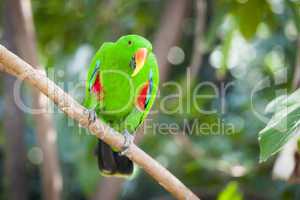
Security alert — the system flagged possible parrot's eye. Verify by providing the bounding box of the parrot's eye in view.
[128,40,132,45]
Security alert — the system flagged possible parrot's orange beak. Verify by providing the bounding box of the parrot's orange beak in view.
[132,48,148,77]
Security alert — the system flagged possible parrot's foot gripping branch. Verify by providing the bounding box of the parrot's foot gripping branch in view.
[85,109,97,125]
[84,108,134,155]
[119,130,134,155]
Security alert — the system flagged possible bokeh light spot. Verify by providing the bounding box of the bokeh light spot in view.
[209,48,223,69]
[167,46,185,65]
[28,146,43,165]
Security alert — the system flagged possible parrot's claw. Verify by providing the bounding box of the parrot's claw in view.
[119,130,134,155]
[84,109,97,125]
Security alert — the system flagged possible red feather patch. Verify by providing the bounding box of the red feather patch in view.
[91,74,104,100]
[92,75,102,93]
[136,81,149,111]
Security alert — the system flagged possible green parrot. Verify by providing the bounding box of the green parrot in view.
[84,35,159,177]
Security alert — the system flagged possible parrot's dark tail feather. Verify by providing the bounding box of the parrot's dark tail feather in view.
[96,140,133,177]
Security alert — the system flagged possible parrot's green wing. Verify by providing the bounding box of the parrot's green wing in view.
[122,52,159,133]
[139,52,159,125]
[84,42,114,108]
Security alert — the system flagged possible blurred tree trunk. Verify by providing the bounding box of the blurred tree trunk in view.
[92,177,123,200]
[2,0,62,200]
[91,1,189,200]
[189,0,207,81]
[2,65,28,199]
[2,78,28,200]
[174,0,207,145]
[2,2,28,200]
[292,39,300,90]
[154,0,189,82]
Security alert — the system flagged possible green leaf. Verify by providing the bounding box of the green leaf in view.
[265,88,300,113]
[231,0,272,39]
[259,89,300,161]
[264,95,287,114]
[259,103,300,162]
[217,181,243,200]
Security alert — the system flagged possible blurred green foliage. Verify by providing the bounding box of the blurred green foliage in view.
[217,181,243,200]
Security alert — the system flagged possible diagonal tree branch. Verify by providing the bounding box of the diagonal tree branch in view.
[0,44,200,200]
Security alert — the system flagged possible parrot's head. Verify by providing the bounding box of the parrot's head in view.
[115,34,153,77]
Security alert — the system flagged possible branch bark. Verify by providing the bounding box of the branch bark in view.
[2,0,62,199]
[0,44,200,200]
